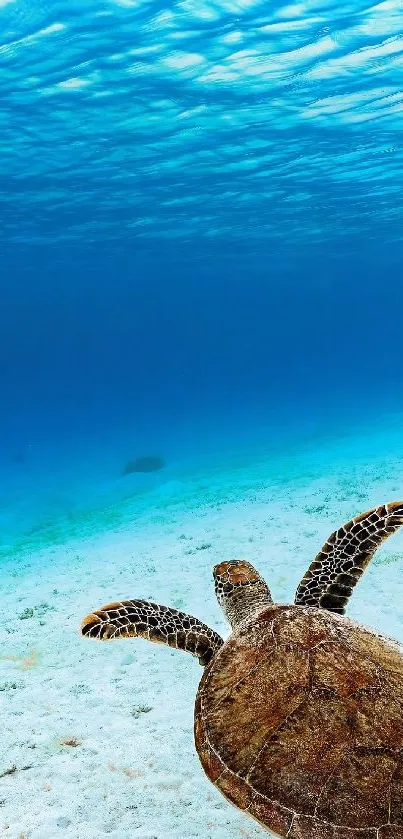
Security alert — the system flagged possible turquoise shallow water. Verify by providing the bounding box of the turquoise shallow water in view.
[1,0,403,836]
[2,418,403,838]
[0,407,401,565]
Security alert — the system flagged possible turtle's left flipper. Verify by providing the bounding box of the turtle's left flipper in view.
[81,599,224,665]
[295,501,403,614]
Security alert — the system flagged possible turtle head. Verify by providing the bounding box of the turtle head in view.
[213,560,273,630]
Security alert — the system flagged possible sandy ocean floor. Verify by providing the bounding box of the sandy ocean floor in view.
[2,420,403,839]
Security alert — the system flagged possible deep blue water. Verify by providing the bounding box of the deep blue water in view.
[1,0,403,548]
[3,8,403,835]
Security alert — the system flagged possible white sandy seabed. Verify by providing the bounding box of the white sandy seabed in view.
[2,420,403,839]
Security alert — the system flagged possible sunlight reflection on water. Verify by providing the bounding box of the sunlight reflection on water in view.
[0,0,402,247]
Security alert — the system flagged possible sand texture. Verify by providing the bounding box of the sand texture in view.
[2,428,403,839]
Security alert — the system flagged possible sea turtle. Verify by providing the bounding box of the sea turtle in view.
[81,501,403,838]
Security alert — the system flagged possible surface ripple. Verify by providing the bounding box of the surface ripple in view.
[1,0,402,247]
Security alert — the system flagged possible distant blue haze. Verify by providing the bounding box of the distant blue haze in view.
[1,0,403,547]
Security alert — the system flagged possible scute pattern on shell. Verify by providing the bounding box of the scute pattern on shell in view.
[195,605,403,839]
[295,502,403,614]
[81,599,224,665]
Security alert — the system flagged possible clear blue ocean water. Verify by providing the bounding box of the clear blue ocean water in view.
[1,4,403,837]
[1,0,403,553]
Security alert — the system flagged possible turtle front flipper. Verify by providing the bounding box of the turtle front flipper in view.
[295,500,403,614]
[81,599,224,666]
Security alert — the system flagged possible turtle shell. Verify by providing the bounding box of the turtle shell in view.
[194,604,403,839]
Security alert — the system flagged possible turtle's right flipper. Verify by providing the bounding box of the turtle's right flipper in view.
[294,501,403,614]
[81,599,224,666]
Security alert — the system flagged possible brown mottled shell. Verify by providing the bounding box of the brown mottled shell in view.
[194,605,403,839]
